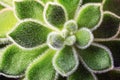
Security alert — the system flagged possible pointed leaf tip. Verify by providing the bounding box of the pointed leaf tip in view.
[26,49,56,80]
[9,20,52,48]
[14,0,44,22]
[53,46,79,76]
[76,3,102,30]
[77,43,113,73]
[44,2,67,29]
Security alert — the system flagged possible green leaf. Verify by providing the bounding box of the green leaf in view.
[14,1,44,23]
[98,41,120,67]
[82,0,103,4]
[40,0,54,4]
[0,9,17,38]
[103,0,120,17]
[93,12,120,38]
[8,20,52,48]
[0,44,48,76]
[75,28,93,49]
[53,46,79,76]
[0,0,13,6]
[64,20,78,33]
[75,3,102,30]
[44,2,67,29]
[77,43,113,72]
[64,35,76,46]
[47,32,64,50]
[56,0,81,19]
[68,64,97,80]
[26,49,56,80]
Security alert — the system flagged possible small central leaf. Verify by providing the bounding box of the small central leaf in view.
[64,20,78,34]
[47,32,64,50]
[64,35,76,46]
[75,28,94,49]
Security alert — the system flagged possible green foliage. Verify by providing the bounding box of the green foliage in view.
[0,0,120,80]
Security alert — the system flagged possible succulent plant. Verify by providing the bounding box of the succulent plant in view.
[0,0,120,80]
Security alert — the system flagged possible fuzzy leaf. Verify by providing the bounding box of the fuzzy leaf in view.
[93,12,120,38]
[99,41,120,67]
[47,32,64,50]
[53,46,79,76]
[0,9,17,38]
[77,43,113,72]
[75,28,93,49]
[0,0,12,6]
[14,1,44,22]
[82,0,102,4]
[56,0,81,19]
[68,64,96,80]
[44,2,67,29]
[76,3,102,30]
[64,20,78,33]
[103,0,120,17]
[40,0,54,4]
[0,44,48,76]
[9,20,52,48]
[26,49,56,80]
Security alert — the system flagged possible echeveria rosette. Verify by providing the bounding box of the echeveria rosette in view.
[0,0,120,80]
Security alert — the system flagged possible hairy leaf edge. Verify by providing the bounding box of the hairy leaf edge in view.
[43,2,68,31]
[78,43,114,73]
[52,47,79,76]
[76,28,94,49]
[75,3,103,31]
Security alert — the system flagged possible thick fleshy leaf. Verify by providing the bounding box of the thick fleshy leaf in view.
[0,9,17,38]
[82,0,103,4]
[64,35,76,46]
[75,3,102,30]
[98,41,120,67]
[0,44,48,76]
[14,1,44,22]
[44,2,67,29]
[77,43,113,72]
[103,0,120,17]
[8,20,52,48]
[68,63,97,80]
[56,0,81,19]
[0,0,12,6]
[93,12,120,38]
[53,46,79,76]
[47,32,64,50]
[26,49,56,80]
[75,28,93,49]
[40,0,54,4]
[64,20,78,33]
